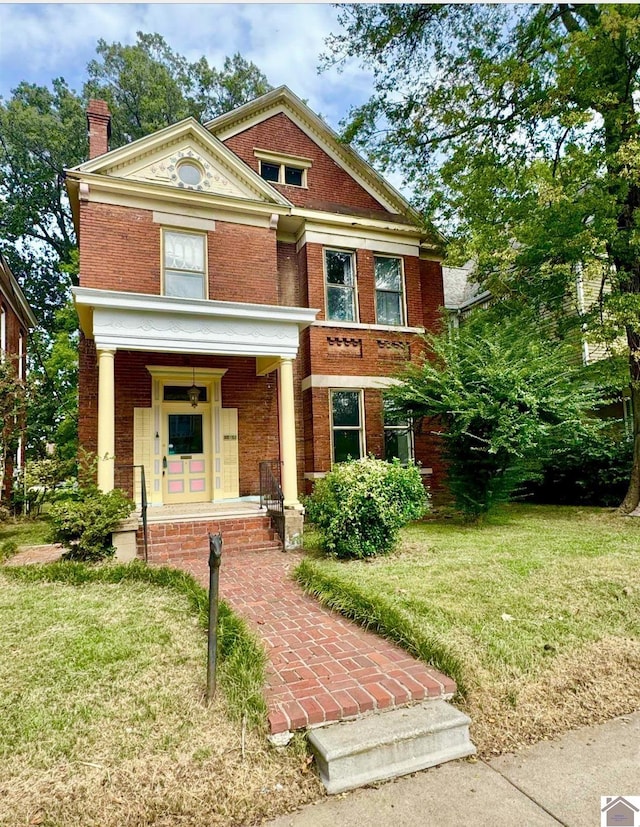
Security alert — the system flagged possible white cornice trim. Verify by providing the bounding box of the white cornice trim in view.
[67,171,292,220]
[73,286,319,359]
[298,229,419,258]
[301,375,401,392]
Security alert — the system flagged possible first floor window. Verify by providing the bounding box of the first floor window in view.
[331,389,364,463]
[383,399,413,464]
[163,230,206,299]
[325,249,356,322]
[375,256,404,326]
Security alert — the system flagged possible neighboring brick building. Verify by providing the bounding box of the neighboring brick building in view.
[66,87,446,542]
[0,254,37,503]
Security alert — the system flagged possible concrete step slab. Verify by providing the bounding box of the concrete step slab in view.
[308,699,475,795]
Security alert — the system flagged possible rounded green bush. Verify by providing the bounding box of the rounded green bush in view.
[305,458,428,559]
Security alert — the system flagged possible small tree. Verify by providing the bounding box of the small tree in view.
[386,309,599,518]
[305,457,428,559]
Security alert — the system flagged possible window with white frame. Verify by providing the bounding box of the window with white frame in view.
[163,230,206,300]
[383,399,413,464]
[331,389,364,464]
[325,249,357,322]
[375,256,405,326]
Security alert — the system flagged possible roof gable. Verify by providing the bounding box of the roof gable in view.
[69,118,291,207]
[208,87,423,220]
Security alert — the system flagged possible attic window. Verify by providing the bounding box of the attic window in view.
[177,161,203,187]
[254,149,312,189]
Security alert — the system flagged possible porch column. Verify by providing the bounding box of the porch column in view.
[278,357,300,507]
[97,348,115,492]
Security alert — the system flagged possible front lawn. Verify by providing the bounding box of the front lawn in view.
[0,563,321,826]
[297,504,640,756]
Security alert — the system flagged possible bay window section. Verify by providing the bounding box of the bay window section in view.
[325,249,356,322]
[163,230,206,300]
[375,256,404,326]
[383,399,413,464]
[331,389,364,464]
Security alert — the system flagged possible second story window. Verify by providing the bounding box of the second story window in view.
[163,230,206,300]
[325,249,357,322]
[375,256,405,326]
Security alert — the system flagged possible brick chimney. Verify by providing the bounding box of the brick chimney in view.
[87,99,111,159]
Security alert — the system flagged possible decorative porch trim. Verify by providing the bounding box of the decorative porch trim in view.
[73,287,318,359]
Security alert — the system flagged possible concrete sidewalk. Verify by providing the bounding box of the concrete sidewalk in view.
[266,711,640,826]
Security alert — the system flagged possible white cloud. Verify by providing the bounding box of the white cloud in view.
[0,3,375,127]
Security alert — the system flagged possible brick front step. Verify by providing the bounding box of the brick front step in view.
[139,515,282,561]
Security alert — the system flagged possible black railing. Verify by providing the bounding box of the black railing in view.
[259,460,285,545]
[114,463,148,562]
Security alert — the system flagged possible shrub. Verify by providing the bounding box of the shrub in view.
[305,457,428,559]
[48,488,135,562]
[524,428,634,507]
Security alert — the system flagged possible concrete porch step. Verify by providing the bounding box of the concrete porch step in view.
[308,700,475,795]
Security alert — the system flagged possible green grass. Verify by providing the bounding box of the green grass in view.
[0,516,51,560]
[3,560,267,726]
[297,505,640,705]
[0,562,319,825]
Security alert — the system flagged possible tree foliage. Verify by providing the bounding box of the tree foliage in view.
[0,357,28,504]
[327,3,640,510]
[0,32,272,457]
[385,309,599,518]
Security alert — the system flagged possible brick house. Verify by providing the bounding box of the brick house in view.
[0,254,37,503]
[65,87,446,551]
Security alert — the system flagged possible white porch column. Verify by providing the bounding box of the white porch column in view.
[278,357,300,507]
[97,348,115,492]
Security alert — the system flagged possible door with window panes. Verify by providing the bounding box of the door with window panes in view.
[163,390,211,503]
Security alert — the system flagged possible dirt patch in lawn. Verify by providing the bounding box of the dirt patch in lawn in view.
[464,635,640,757]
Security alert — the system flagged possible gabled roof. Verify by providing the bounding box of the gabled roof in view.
[67,116,292,208]
[601,797,640,813]
[0,254,37,328]
[207,86,446,247]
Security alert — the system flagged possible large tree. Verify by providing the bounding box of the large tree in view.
[0,33,271,458]
[326,3,640,512]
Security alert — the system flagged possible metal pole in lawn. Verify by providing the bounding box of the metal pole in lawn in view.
[207,532,223,703]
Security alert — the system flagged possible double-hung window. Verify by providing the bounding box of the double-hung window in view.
[163,230,206,300]
[325,249,356,322]
[331,390,364,464]
[375,256,404,326]
[383,399,413,464]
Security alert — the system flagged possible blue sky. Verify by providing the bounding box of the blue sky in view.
[0,3,376,131]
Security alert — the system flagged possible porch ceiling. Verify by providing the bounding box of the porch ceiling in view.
[73,287,318,359]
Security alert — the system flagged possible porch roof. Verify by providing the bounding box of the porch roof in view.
[73,287,318,359]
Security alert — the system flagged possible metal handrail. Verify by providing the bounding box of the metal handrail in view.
[259,460,285,544]
[114,463,148,562]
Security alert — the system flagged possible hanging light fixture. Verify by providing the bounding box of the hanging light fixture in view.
[188,366,199,408]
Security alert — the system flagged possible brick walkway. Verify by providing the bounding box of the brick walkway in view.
[164,546,456,734]
[6,541,457,735]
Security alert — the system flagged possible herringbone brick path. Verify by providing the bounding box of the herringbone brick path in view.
[161,545,456,734]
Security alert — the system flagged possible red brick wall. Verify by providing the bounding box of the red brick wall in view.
[223,113,388,213]
[79,202,279,304]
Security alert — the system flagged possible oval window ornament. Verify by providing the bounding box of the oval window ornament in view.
[177,161,203,187]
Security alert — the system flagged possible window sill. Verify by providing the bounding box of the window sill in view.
[314,320,425,334]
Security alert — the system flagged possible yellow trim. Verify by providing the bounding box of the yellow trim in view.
[278,357,300,507]
[256,355,281,376]
[97,349,115,492]
[254,148,313,168]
